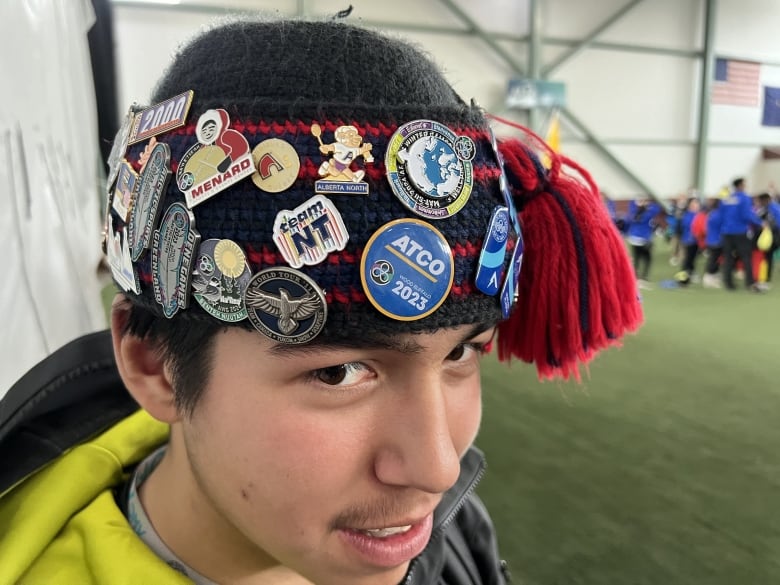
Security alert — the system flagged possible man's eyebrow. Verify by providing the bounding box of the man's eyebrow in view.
[462,322,498,343]
[268,321,497,358]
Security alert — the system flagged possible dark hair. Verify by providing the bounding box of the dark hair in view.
[123,298,223,416]
[732,177,745,189]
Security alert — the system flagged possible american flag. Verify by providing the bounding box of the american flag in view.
[712,58,761,106]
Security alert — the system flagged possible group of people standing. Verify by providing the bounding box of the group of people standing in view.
[610,178,780,292]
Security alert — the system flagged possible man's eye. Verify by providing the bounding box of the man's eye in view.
[446,343,486,362]
[312,363,368,386]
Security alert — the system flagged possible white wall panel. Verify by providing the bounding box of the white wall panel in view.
[553,50,699,140]
[716,0,780,62]
[599,0,704,51]
[111,0,780,200]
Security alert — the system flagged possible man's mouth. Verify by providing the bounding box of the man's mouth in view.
[338,514,434,568]
[358,524,413,538]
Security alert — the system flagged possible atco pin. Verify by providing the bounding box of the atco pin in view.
[360,218,454,321]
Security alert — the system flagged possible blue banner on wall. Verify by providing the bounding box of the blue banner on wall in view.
[762,86,780,126]
[506,79,566,109]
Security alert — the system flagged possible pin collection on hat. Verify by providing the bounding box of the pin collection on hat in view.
[101,20,642,378]
[103,92,519,345]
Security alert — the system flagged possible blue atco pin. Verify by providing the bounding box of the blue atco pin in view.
[499,234,524,319]
[244,267,327,344]
[360,218,454,321]
[128,140,172,261]
[192,239,252,323]
[385,120,475,220]
[475,206,510,296]
[151,202,201,318]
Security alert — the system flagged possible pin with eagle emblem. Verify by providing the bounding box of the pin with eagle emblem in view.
[244,267,327,344]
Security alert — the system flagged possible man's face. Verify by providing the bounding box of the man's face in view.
[177,323,492,584]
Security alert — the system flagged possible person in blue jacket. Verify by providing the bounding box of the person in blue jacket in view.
[720,178,765,291]
[702,197,724,288]
[755,192,780,282]
[625,197,663,287]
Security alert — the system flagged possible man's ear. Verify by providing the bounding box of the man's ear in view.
[111,295,180,423]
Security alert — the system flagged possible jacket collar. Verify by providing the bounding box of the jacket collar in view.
[402,445,486,584]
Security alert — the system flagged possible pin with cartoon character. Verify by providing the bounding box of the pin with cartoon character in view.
[311,123,373,195]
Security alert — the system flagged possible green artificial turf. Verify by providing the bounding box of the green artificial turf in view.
[476,242,780,585]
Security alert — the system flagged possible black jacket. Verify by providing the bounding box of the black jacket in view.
[0,331,509,585]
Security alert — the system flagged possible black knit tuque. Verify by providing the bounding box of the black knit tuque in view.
[110,19,512,341]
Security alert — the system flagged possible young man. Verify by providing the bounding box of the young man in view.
[720,177,764,291]
[0,18,641,585]
[624,197,663,289]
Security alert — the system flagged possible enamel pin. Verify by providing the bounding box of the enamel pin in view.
[176,109,254,208]
[192,238,252,322]
[311,123,373,195]
[111,160,139,222]
[251,138,300,193]
[489,127,522,238]
[106,217,140,294]
[151,202,201,318]
[272,195,349,268]
[128,90,194,145]
[385,120,475,220]
[475,206,510,296]
[499,233,524,319]
[360,218,454,321]
[244,267,327,344]
[127,139,172,261]
[107,105,137,189]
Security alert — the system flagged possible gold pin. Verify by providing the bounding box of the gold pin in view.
[250,138,300,193]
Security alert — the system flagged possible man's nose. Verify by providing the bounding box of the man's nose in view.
[372,377,461,495]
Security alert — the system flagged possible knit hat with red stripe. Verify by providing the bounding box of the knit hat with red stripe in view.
[106,18,642,379]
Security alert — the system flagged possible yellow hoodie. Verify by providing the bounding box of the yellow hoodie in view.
[0,410,193,585]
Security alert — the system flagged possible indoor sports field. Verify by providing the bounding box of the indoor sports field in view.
[477,241,780,585]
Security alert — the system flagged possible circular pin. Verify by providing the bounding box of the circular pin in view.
[360,218,454,321]
[244,267,327,344]
[385,120,474,220]
[192,239,252,323]
[251,138,301,193]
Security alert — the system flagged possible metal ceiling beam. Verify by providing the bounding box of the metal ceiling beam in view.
[437,0,526,76]
[695,0,717,192]
[561,106,660,202]
[528,0,543,131]
[542,0,645,77]
[545,37,700,59]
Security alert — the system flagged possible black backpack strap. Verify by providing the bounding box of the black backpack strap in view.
[0,330,138,494]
